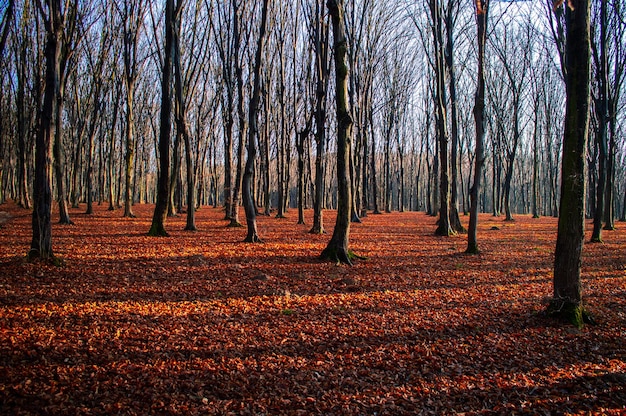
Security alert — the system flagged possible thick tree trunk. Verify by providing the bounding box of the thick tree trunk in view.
[30,1,61,261]
[149,0,175,237]
[321,0,358,265]
[550,0,591,328]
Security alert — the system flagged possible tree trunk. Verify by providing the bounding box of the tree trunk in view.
[54,87,73,224]
[229,0,245,228]
[30,0,61,261]
[444,0,464,233]
[16,39,31,209]
[149,0,175,237]
[432,0,452,236]
[310,0,329,234]
[467,0,488,254]
[591,0,609,241]
[321,0,358,265]
[549,0,591,328]
[107,84,121,211]
[242,0,268,243]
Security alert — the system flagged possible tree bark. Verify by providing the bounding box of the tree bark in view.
[321,0,358,265]
[30,0,62,261]
[467,0,488,254]
[550,0,591,328]
[444,0,464,233]
[431,0,452,236]
[310,0,329,234]
[591,0,608,241]
[148,0,175,237]
[242,0,269,243]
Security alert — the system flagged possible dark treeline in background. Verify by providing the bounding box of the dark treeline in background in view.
[0,0,624,237]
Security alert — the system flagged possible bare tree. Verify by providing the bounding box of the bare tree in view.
[242,0,269,243]
[309,0,330,234]
[467,0,489,254]
[149,0,176,237]
[321,0,361,265]
[29,0,63,260]
[549,0,593,327]
[115,0,145,218]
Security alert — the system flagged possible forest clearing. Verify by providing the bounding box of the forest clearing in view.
[0,202,624,415]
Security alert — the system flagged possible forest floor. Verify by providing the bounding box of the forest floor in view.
[0,202,624,415]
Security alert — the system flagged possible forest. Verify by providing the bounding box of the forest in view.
[0,0,625,414]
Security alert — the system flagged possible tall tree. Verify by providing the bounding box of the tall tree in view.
[0,0,14,205]
[431,0,453,236]
[242,0,269,243]
[321,0,360,265]
[116,0,145,218]
[149,0,176,237]
[443,0,465,233]
[85,4,111,215]
[466,0,489,254]
[549,0,592,327]
[590,0,608,242]
[229,0,246,227]
[309,0,330,234]
[52,1,82,224]
[29,0,63,260]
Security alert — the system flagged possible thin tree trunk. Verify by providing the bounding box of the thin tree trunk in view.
[54,85,73,224]
[242,0,269,243]
[444,0,464,232]
[467,0,488,254]
[310,0,329,234]
[591,0,609,241]
[229,0,245,227]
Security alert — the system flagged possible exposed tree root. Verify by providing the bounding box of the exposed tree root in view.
[465,245,480,255]
[320,247,366,266]
[243,234,263,243]
[545,299,596,329]
[309,226,325,235]
[26,250,63,267]
[148,223,169,237]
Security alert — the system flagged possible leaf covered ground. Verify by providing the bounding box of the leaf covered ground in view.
[0,202,624,415]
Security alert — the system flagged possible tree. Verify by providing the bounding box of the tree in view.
[116,0,145,218]
[548,0,592,327]
[443,0,465,233]
[149,0,176,237]
[309,0,330,235]
[466,0,489,254]
[52,1,83,225]
[29,0,63,261]
[590,0,609,242]
[320,0,360,265]
[0,0,14,205]
[431,0,453,236]
[242,0,270,243]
